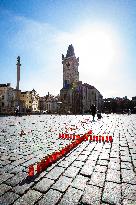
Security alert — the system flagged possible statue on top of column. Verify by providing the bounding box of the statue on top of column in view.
[17,56,20,64]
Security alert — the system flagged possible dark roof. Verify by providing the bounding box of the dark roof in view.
[0,83,10,87]
[21,91,32,94]
[82,83,95,89]
[66,44,75,58]
[21,92,27,94]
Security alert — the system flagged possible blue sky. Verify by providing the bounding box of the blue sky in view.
[0,0,136,98]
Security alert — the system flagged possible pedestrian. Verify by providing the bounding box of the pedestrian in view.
[91,104,96,121]
[15,106,20,116]
[97,110,102,119]
[128,109,131,115]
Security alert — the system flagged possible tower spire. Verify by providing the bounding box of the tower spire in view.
[62,44,79,88]
[66,44,75,58]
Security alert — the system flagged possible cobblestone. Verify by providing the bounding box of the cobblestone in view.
[80,161,95,176]
[0,191,20,205]
[121,161,133,170]
[33,177,54,193]
[59,186,83,205]
[81,185,102,204]
[102,181,121,204]
[52,175,73,192]
[71,160,84,168]
[94,164,107,173]
[13,181,35,195]
[106,169,121,183]
[45,166,65,180]
[89,171,106,187]
[97,159,109,166]
[63,166,80,178]
[38,189,62,205]
[71,174,89,190]
[0,114,136,204]
[0,173,14,184]
[5,172,27,186]
[13,190,42,205]
[108,160,120,171]
[76,154,88,161]
[121,169,136,184]
[0,184,12,197]
[122,183,136,204]
[58,159,73,168]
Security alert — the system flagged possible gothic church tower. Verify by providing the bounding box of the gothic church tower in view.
[62,44,79,88]
[60,45,82,114]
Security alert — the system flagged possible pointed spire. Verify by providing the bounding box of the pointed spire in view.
[66,44,75,58]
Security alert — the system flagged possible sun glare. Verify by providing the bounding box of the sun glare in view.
[74,26,116,75]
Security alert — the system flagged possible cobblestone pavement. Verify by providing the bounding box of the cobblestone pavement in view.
[0,114,136,205]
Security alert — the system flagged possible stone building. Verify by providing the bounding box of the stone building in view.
[81,83,103,113]
[31,89,39,112]
[62,44,79,88]
[46,95,59,113]
[0,86,39,114]
[0,83,16,114]
[60,44,81,113]
[60,44,103,114]
[20,91,32,113]
[132,96,136,102]
[39,93,60,114]
[39,97,47,112]
[20,89,39,113]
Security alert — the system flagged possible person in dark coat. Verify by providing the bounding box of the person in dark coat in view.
[91,104,96,121]
[15,106,19,116]
[97,110,102,119]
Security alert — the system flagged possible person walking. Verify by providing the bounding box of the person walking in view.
[128,109,131,115]
[97,110,102,119]
[91,104,96,121]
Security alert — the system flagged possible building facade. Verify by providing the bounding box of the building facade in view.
[31,89,39,112]
[0,83,16,114]
[39,93,60,114]
[46,95,59,113]
[39,96,48,112]
[60,44,103,114]
[62,44,79,88]
[20,89,39,113]
[81,83,103,113]
[60,44,82,113]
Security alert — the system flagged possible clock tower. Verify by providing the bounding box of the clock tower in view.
[60,45,82,114]
[62,44,79,88]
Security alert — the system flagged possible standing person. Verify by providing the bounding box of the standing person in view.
[128,109,131,115]
[91,104,96,121]
[15,107,19,116]
[15,108,18,116]
[97,110,102,119]
[15,106,19,116]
